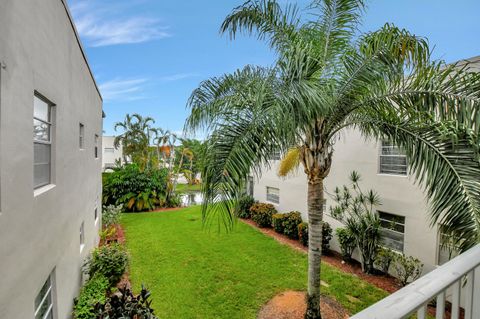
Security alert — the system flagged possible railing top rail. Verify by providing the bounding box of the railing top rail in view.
[350,244,480,319]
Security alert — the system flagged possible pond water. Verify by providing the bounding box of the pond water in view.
[181,191,204,206]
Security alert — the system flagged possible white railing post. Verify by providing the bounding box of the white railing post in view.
[350,245,480,319]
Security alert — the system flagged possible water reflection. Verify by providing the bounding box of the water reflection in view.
[181,191,204,206]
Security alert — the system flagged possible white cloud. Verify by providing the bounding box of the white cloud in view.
[159,73,199,82]
[70,0,170,47]
[99,78,148,101]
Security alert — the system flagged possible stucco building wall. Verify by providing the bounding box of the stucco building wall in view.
[0,0,102,318]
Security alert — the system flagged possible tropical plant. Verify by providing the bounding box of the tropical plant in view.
[250,202,277,227]
[83,243,129,287]
[375,247,397,274]
[102,164,169,211]
[282,211,303,239]
[332,172,382,273]
[394,254,423,286]
[185,0,480,316]
[336,227,356,261]
[272,213,288,233]
[298,222,309,247]
[73,274,110,319]
[175,138,206,183]
[114,114,156,169]
[94,285,158,319]
[237,194,256,218]
[321,222,333,254]
[102,205,123,228]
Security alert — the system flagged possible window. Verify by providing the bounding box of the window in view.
[104,147,115,153]
[79,123,84,149]
[437,229,460,265]
[34,272,54,319]
[378,211,405,252]
[379,141,407,175]
[34,95,53,189]
[266,187,280,204]
[79,222,85,252]
[104,163,115,170]
[94,206,98,224]
[94,134,99,158]
[247,176,254,197]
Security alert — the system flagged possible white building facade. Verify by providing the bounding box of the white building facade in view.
[102,135,123,171]
[0,0,103,318]
[252,57,480,274]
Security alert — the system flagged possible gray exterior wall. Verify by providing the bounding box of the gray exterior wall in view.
[0,0,102,318]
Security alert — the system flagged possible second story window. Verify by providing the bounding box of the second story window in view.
[266,186,280,204]
[79,123,85,149]
[379,141,407,176]
[34,95,53,189]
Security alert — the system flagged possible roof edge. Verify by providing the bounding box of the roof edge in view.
[59,0,103,101]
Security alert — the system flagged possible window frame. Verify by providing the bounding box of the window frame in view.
[266,186,280,204]
[94,134,99,158]
[378,141,408,176]
[79,221,85,252]
[33,94,54,189]
[34,272,55,319]
[79,123,85,150]
[378,211,405,252]
[104,147,115,153]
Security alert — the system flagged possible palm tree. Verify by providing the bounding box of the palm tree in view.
[185,1,480,318]
[114,113,155,169]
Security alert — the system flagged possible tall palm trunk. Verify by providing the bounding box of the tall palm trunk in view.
[305,176,325,319]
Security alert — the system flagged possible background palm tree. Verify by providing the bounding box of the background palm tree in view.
[185,0,480,318]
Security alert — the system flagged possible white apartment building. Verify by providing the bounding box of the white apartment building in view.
[252,56,480,274]
[0,1,103,318]
[102,135,124,171]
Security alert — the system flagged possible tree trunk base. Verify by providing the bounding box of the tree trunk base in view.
[304,294,322,319]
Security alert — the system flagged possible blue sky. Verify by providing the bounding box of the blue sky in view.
[68,0,480,136]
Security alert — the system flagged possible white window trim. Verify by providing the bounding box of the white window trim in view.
[79,222,85,253]
[266,186,280,204]
[34,94,54,190]
[34,271,55,319]
[378,141,408,177]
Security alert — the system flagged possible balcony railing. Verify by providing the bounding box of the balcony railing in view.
[350,244,480,319]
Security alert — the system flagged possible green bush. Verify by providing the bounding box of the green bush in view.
[102,164,169,212]
[298,222,308,246]
[94,285,158,319]
[394,254,423,286]
[250,203,277,227]
[237,195,255,219]
[166,193,182,208]
[322,222,333,253]
[272,214,288,233]
[84,243,129,287]
[102,205,123,228]
[336,227,356,261]
[375,247,396,274]
[283,211,303,239]
[297,222,332,252]
[73,274,110,319]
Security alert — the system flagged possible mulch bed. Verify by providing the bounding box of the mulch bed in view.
[258,291,348,319]
[148,207,184,213]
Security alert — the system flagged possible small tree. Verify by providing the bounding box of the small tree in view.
[330,171,382,273]
[394,254,423,286]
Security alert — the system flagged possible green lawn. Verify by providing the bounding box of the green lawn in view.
[175,183,202,193]
[122,206,388,319]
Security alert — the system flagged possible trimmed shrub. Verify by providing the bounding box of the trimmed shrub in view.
[237,195,255,219]
[250,203,277,227]
[375,247,396,274]
[94,285,158,319]
[84,243,129,287]
[336,227,356,261]
[272,214,288,233]
[73,274,110,319]
[102,205,122,228]
[322,222,333,254]
[394,254,423,286]
[298,222,308,246]
[283,212,303,239]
